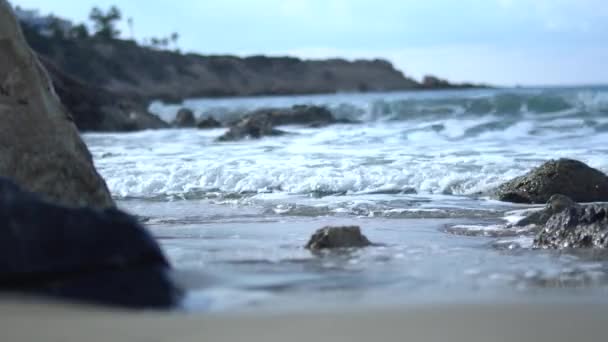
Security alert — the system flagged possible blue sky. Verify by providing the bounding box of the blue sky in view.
[11,0,608,86]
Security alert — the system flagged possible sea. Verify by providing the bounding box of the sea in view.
[83,86,608,312]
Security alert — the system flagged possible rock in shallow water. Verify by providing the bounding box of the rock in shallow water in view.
[305,226,372,250]
[534,200,608,249]
[515,194,578,227]
[172,108,196,128]
[0,177,181,309]
[217,115,286,141]
[217,105,346,141]
[495,159,608,204]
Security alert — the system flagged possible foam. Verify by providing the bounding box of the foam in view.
[89,88,608,204]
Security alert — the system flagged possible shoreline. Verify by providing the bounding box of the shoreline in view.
[1,296,607,341]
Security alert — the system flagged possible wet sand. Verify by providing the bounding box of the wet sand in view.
[1,297,606,342]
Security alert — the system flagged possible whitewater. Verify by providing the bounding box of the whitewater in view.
[83,86,608,312]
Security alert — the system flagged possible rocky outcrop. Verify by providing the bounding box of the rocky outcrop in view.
[0,1,113,208]
[217,105,345,141]
[172,108,195,128]
[495,159,608,204]
[305,226,372,250]
[0,177,181,308]
[197,116,222,129]
[40,56,169,132]
[532,197,608,249]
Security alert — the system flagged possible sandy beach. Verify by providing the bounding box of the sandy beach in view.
[1,296,607,342]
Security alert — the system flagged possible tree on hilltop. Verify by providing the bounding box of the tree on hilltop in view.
[89,6,121,39]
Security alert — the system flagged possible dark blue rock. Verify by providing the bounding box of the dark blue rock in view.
[0,178,181,309]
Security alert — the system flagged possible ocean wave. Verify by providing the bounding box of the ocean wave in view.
[95,88,608,201]
[152,88,608,125]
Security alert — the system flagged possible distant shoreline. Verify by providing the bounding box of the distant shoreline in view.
[22,23,488,104]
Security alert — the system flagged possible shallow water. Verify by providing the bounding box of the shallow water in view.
[84,86,608,312]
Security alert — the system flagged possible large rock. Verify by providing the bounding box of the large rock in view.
[0,1,113,208]
[41,56,169,132]
[259,105,337,127]
[495,159,608,204]
[217,113,286,142]
[172,108,195,128]
[305,226,372,250]
[533,197,608,249]
[515,194,577,227]
[217,105,342,141]
[0,177,181,308]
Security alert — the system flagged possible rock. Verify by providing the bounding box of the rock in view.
[515,194,578,227]
[217,105,341,141]
[305,226,372,250]
[217,114,286,142]
[0,1,114,208]
[262,105,337,126]
[0,177,181,308]
[495,159,608,204]
[172,108,196,128]
[534,200,608,249]
[197,116,222,129]
[40,56,169,132]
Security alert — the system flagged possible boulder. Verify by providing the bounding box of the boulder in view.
[515,194,578,227]
[305,226,372,250]
[0,1,113,208]
[197,116,222,129]
[534,199,608,249]
[495,159,608,204]
[217,114,286,142]
[40,56,169,132]
[0,177,181,308]
[261,105,337,127]
[172,108,196,128]
[217,105,341,141]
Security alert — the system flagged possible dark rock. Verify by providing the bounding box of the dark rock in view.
[0,177,181,308]
[534,200,608,249]
[495,159,608,204]
[197,116,222,129]
[305,226,372,250]
[516,194,578,227]
[22,25,423,102]
[217,113,286,142]
[40,57,169,132]
[220,124,285,141]
[262,105,337,126]
[0,3,114,208]
[217,105,341,141]
[172,108,196,128]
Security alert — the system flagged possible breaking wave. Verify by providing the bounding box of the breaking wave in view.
[96,87,608,202]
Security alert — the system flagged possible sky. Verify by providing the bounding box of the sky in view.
[11,0,608,86]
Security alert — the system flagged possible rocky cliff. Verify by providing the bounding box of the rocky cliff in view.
[20,20,484,131]
[21,24,482,103]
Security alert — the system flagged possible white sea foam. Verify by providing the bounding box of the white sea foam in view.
[87,88,608,212]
